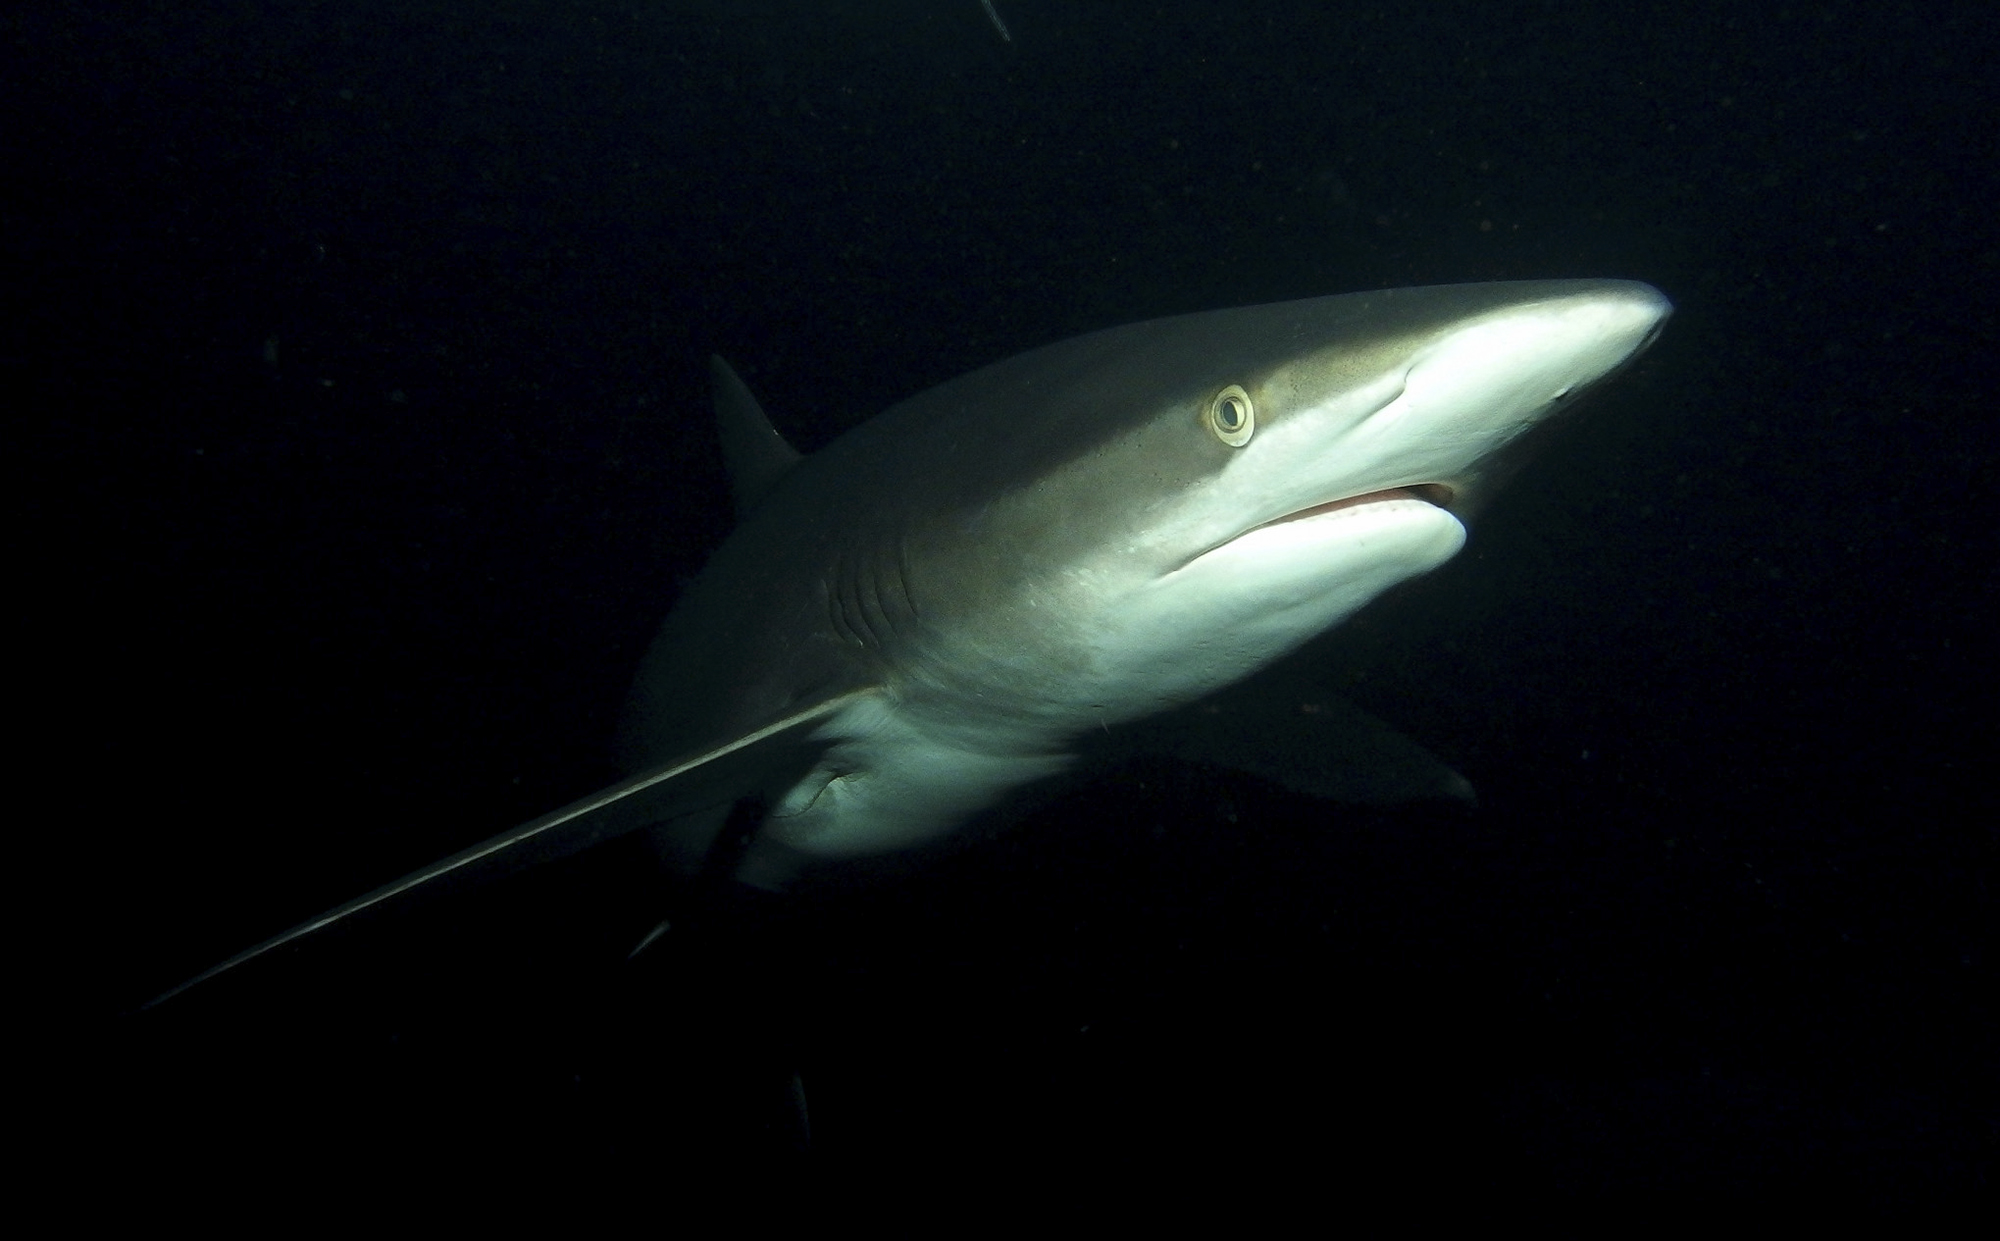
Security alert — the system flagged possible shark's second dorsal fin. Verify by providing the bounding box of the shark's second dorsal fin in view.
[710,356,802,519]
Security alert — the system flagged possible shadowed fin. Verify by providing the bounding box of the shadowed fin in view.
[710,355,801,518]
[1101,679,1477,807]
[144,687,881,1009]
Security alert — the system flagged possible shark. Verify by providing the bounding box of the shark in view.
[151,278,1669,1005]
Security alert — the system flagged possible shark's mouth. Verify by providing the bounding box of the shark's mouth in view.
[1180,486,1461,574]
[1268,482,1456,527]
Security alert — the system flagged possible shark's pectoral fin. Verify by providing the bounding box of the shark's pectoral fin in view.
[1102,678,1476,808]
[145,688,880,1008]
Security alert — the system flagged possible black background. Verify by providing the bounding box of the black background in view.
[14,0,1992,1209]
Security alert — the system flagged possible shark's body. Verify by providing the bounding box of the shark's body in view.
[155,279,1668,1002]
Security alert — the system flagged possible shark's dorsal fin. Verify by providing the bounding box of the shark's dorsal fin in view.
[145,686,879,1008]
[710,355,802,518]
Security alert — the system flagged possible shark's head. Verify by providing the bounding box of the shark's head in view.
[864,279,1671,732]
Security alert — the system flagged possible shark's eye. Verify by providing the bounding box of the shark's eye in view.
[1207,384,1255,447]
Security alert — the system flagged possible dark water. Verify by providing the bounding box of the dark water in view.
[15,1,1991,1207]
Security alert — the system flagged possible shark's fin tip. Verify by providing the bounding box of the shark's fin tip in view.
[710,356,803,518]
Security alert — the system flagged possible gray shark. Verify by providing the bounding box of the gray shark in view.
[153,279,1668,1003]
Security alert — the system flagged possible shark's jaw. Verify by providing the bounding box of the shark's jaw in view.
[1191,483,1456,569]
[1283,483,1457,521]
